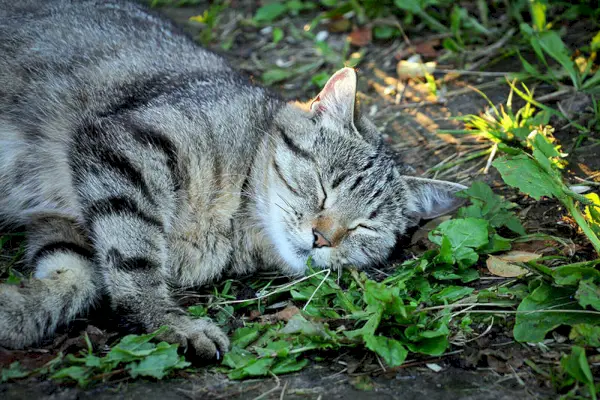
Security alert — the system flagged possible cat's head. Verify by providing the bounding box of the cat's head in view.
[260,67,467,274]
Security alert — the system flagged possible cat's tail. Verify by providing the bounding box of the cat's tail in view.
[0,251,99,349]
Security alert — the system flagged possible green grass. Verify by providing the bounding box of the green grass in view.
[2,0,600,397]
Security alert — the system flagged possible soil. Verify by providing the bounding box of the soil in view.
[2,1,599,399]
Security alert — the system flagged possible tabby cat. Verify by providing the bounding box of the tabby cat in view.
[0,0,466,359]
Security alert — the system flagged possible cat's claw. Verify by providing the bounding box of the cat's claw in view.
[156,314,230,361]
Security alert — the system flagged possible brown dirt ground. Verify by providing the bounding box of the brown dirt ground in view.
[2,1,600,399]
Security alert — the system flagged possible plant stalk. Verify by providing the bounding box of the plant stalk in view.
[564,196,600,255]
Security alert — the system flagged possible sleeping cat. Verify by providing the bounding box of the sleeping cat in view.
[0,0,466,359]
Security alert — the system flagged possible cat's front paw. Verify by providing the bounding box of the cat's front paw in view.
[157,314,230,361]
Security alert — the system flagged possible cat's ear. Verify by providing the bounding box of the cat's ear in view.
[403,177,468,225]
[309,67,357,126]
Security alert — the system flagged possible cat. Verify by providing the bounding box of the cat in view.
[0,0,466,360]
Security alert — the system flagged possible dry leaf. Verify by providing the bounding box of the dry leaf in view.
[274,305,300,322]
[395,39,440,60]
[486,251,541,277]
[426,363,443,372]
[348,25,372,47]
[258,305,300,323]
[397,55,436,80]
[327,16,352,33]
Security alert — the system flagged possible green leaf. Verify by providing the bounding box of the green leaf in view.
[457,181,526,235]
[529,0,547,31]
[404,322,450,356]
[188,305,207,318]
[1,362,30,383]
[537,31,580,89]
[51,366,91,387]
[405,335,449,356]
[561,346,596,400]
[231,325,263,348]
[254,340,291,358]
[430,218,489,267]
[271,357,309,374]
[553,265,600,286]
[493,154,563,200]
[592,31,600,52]
[272,27,284,44]
[576,279,600,311]
[127,342,190,379]
[262,68,294,85]
[570,324,600,347]
[228,358,275,380]
[513,283,600,342]
[222,347,257,369]
[482,234,513,253]
[364,335,408,367]
[393,0,422,14]
[253,3,288,23]
[373,25,397,39]
[431,286,474,303]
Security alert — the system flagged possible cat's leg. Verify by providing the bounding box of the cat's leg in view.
[72,121,229,360]
[0,216,98,348]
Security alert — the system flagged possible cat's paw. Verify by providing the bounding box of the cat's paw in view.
[157,314,230,361]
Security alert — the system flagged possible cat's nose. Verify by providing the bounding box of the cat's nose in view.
[312,228,331,248]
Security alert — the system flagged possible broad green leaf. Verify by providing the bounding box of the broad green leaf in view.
[553,265,600,286]
[253,3,287,23]
[430,218,489,267]
[570,324,600,347]
[393,0,422,14]
[537,31,580,89]
[435,235,454,265]
[188,305,207,318]
[529,0,547,31]
[222,347,257,369]
[1,362,30,383]
[229,358,275,380]
[561,346,596,399]
[457,181,525,235]
[373,25,397,39]
[271,357,309,374]
[404,321,450,355]
[576,279,600,311]
[272,27,284,44]
[51,366,91,387]
[493,154,563,200]
[431,286,474,303]
[231,325,262,349]
[262,69,294,85]
[513,283,600,342]
[482,234,513,253]
[127,343,190,379]
[430,218,489,249]
[405,336,448,356]
[592,31,600,52]
[254,340,291,358]
[364,335,408,367]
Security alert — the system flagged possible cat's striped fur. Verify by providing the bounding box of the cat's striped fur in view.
[0,0,466,359]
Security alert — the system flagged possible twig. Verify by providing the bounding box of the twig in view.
[279,381,288,400]
[535,87,574,103]
[302,268,331,311]
[213,269,330,306]
[252,372,281,400]
[375,354,387,373]
[397,100,445,109]
[434,69,512,77]
[483,143,498,174]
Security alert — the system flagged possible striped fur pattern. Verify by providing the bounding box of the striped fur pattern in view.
[0,0,466,358]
